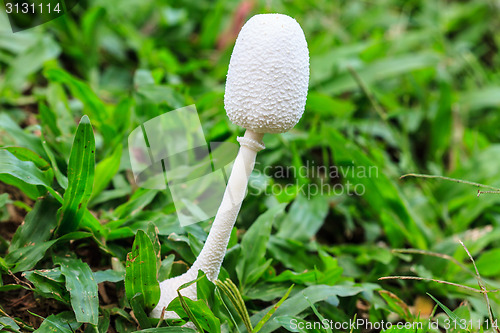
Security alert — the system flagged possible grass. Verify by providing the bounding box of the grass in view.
[1,0,500,332]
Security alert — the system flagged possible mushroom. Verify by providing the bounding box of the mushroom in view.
[151,13,309,319]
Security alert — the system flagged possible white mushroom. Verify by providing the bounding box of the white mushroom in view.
[151,13,309,319]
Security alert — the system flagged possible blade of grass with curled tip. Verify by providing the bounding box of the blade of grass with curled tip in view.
[56,115,95,236]
[54,257,99,325]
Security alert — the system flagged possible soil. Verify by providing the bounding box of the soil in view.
[0,182,122,331]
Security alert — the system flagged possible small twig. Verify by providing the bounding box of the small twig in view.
[477,190,500,197]
[400,174,500,192]
[9,270,33,290]
[156,307,166,328]
[392,248,473,274]
[458,240,499,333]
[0,307,35,332]
[378,276,496,294]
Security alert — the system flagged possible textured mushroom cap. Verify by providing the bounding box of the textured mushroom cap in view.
[224,14,309,133]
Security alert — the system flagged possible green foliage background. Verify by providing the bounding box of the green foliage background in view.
[1,0,500,332]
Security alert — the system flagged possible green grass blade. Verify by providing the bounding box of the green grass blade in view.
[54,257,99,325]
[176,291,204,332]
[56,115,95,235]
[426,293,461,322]
[253,284,294,333]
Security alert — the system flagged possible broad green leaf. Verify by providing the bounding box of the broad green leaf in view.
[273,316,319,333]
[9,197,60,252]
[4,35,60,91]
[23,269,69,304]
[0,113,48,160]
[6,240,56,273]
[158,254,175,281]
[277,195,329,242]
[5,232,91,273]
[245,284,363,333]
[0,149,53,199]
[33,311,81,333]
[306,300,335,333]
[305,92,356,118]
[196,271,230,326]
[269,270,321,285]
[90,143,122,202]
[93,269,125,283]
[57,115,95,235]
[0,317,20,332]
[125,230,161,311]
[54,257,99,325]
[253,284,294,333]
[168,295,221,333]
[320,52,441,95]
[268,236,322,272]
[135,84,184,109]
[246,283,298,302]
[4,146,52,171]
[0,285,25,292]
[460,86,500,111]
[237,204,286,289]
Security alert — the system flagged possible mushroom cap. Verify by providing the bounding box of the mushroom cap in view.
[224,13,310,133]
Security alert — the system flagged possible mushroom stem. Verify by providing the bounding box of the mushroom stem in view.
[151,130,264,318]
[191,129,264,281]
